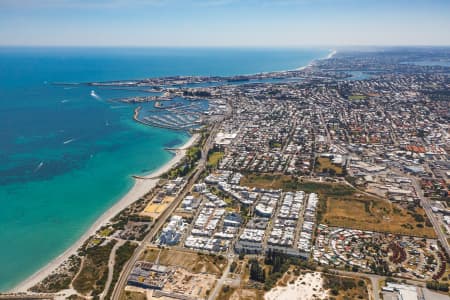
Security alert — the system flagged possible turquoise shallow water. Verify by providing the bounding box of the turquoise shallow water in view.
[0,47,327,291]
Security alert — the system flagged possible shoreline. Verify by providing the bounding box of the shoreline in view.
[11,133,199,293]
[244,49,336,75]
[8,50,329,293]
[326,49,337,59]
[296,48,337,71]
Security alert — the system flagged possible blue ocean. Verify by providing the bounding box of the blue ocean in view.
[0,47,327,291]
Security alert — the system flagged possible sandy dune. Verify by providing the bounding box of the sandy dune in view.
[264,272,329,300]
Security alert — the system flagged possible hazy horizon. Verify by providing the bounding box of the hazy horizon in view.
[1,0,450,47]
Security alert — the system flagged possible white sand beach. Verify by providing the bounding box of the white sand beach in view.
[11,133,199,292]
[264,272,329,300]
[297,49,337,71]
[326,49,337,59]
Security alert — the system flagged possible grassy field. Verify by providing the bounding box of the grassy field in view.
[98,227,114,237]
[348,94,367,100]
[141,247,227,275]
[208,150,224,168]
[240,174,293,190]
[315,157,344,175]
[322,195,436,237]
[240,174,436,237]
[240,174,354,195]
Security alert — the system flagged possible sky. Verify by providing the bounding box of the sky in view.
[0,0,449,47]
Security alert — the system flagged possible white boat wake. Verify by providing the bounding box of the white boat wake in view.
[63,138,76,145]
[34,162,44,173]
[90,90,102,100]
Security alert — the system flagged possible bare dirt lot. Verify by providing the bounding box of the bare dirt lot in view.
[141,247,227,275]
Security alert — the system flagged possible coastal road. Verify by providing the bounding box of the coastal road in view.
[112,123,220,300]
[111,169,202,300]
[111,165,205,300]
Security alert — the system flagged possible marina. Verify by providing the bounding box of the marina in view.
[132,97,211,131]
